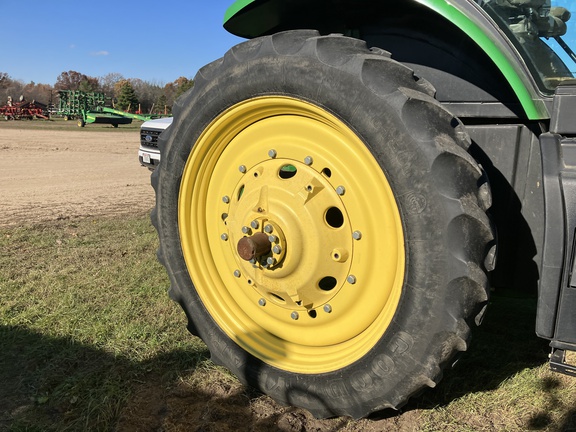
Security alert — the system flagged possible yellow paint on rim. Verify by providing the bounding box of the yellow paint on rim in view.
[179,96,405,373]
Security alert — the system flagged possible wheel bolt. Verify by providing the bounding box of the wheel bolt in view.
[241,226,251,234]
[220,233,228,241]
[251,220,260,229]
[267,257,276,266]
[268,149,277,158]
[304,156,313,165]
[258,298,266,306]
[291,311,299,320]
[347,275,357,284]
[353,231,362,240]
[336,186,346,196]
[268,234,278,243]
[222,195,230,204]
[264,224,274,233]
[272,245,282,254]
[239,165,247,173]
[323,304,332,313]
[234,270,241,278]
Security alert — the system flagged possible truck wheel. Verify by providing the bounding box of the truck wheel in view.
[152,30,494,419]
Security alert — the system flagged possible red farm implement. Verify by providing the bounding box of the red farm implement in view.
[0,97,48,120]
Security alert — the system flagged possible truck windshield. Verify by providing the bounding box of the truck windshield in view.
[479,0,576,92]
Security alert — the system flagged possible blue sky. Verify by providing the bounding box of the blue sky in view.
[1,0,245,85]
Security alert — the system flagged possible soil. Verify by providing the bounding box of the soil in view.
[1,123,423,431]
[0,126,154,228]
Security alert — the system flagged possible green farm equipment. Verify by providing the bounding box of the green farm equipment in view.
[151,0,576,418]
[57,90,157,127]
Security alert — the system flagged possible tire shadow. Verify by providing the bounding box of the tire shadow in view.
[0,325,353,431]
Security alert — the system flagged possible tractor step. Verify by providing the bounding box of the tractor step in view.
[549,348,576,377]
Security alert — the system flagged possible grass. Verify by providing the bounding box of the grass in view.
[0,214,208,431]
[1,213,576,431]
[0,116,143,132]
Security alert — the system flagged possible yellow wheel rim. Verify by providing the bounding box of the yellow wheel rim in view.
[179,96,405,373]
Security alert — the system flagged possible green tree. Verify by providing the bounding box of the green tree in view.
[155,94,169,114]
[115,80,139,111]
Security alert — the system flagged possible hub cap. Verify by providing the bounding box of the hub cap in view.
[179,96,405,373]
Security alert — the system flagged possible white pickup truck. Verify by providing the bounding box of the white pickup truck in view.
[138,117,173,171]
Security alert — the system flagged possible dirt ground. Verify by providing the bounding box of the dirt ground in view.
[0,126,154,228]
[1,123,424,431]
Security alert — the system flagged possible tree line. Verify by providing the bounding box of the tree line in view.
[0,71,195,115]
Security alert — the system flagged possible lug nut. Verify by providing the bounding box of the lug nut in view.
[347,275,357,284]
[258,298,266,306]
[222,195,230,204]
[353,231,362,240]
[272,245,282,254]
[323,304,332,313]
[336,186,346,195]
[220,233,228,241]
[268,149,277,158]
[267,257,276,266]
[268,235,278,243]
[291,311,299,320]
[241,226,251,234]
[304,156,313,165]
[239,165,247,173]
[250,220,260,229]
[264,224,274,233]
[234,270,241,278]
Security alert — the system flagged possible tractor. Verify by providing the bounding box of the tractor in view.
[151,0,576,419]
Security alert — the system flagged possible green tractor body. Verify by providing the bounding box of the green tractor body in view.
[152,0,576,418]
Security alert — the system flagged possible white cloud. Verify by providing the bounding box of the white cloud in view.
[91,50,109,56]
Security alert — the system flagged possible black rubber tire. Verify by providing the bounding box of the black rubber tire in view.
[152,30,494,419]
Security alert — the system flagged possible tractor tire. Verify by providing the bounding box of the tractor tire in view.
[152,30,494,419]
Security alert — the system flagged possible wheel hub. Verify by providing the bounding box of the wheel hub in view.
[225,158,353,311]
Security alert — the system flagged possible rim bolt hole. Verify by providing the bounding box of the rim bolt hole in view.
[319,276,337,291]
[325,207,344,228]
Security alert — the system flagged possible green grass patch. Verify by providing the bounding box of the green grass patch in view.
[0,215,207,431]
[1,116,143,132]
[2,214,576,430]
